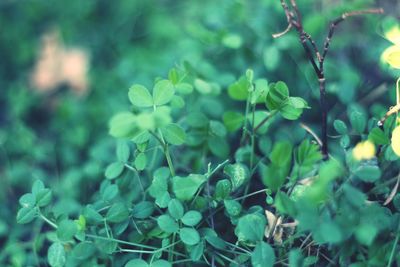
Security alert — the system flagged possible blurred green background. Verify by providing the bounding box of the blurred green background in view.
[0,0,399,265]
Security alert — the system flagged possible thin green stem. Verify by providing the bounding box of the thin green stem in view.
[118,248,158,254]
[234,188,268,201]
[387,221,400,267]
[206,159,230,179]
[169,232,177,262]
[250,102,256,170]
[38,211,58,229]
[254,110,277,133]
[224,242,252,254]
[215,251,239,265]
[164,144,176,177]
[86,234,158,250]
[125,163,146,197]
[150,129,176,177]
[173,259,199,265]
[240,97,251,145]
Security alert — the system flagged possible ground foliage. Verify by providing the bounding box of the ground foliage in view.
[1,0,400,266]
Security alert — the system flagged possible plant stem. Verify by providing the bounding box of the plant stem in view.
[38,211,58,229]
[124,164,146,197]
[387,221,400,267]
[86,234,158,250]
[233,188,268,201]
[151,130,176,176]
[276,0,383,159]
[240,97,251,145]
[319,77,328,158]
[164,144,175,177]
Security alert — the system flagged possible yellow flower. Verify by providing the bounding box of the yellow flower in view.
[392,125,400,157]
[381,25,400,69]
[353,140,376,161]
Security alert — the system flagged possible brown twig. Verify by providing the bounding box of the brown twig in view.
[383,173,400,206]
[300,122,323,147]
[274,0,384,159]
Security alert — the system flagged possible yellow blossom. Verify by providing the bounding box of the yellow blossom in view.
[381,25,400,69]
[392,125,400,157]
[353,140,376,161]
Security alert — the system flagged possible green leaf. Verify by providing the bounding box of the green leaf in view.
[57,220,78,242]
[105,162,124,180]
[208,136,229,158]
[270,141,292,167]
[342,184,366,208]
[251,79,269,104]
[354,165,381,183]
[134,153,147,171]
[32,180,45,195]
[71,242,96,260]
[168,68,179,84]
[102,184,119,202]
[340,135,350,148]
[179,228,200,245]
[109,112,137,138]
[16,207,36,224]
[36,188,52,207]
[228,76,250,101]
[279,97,308,120]
[106,203,129,223]
[194,78,215,95]
[318,221,343,244]
[47,242,66,267]
[175,83,194,95]
[222,33,243,49]
[128,84,153,107]
[205,235,226,249]
[350,111,366,134]
[224,199,242,217]
[19,193,36,208]
[152,260,172,267]
[83,206,103,224]
[262,165,287,192]
[265,81,289,110]
[214,179,232,200]
[172,174,206,201]
[170,95,185,109]
[368,128,390,145]
[223,163,249,190]
[223,111,245,132]
[132,201,154,219]
[157,215,179,233]
[251,242,275,267]
[235,214,266,243]
[275,191,296,215]
[209,120,227,137]
[263,46,280,71]
[125,259,149,267]
[153,80,175,106]
[116,141,130,162]
[149,171,169,199]
[168,199,184,220]
[186,112,209,128]
[355,223,377,246]
[161,123,186,145]
[154,192,170,209]
[189,241,204,261]
[181,211,202,226]
[133,130,150,144]
[333,120,348,135]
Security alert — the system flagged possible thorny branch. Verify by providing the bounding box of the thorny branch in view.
[274,0,384,159]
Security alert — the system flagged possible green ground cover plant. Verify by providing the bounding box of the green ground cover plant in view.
[1,0,400,266]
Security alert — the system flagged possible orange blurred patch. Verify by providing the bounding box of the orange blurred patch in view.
[31,29,90,96]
